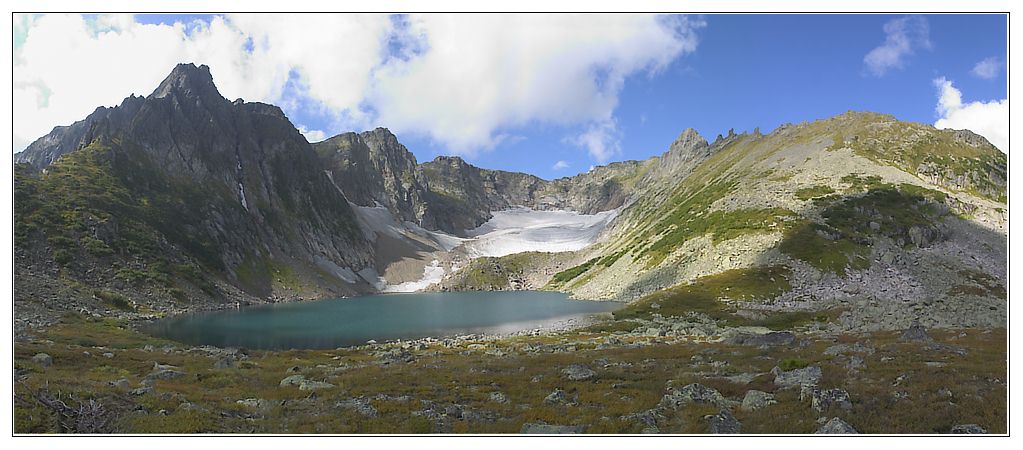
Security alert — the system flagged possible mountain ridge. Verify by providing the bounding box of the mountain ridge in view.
[14,62,1007,338]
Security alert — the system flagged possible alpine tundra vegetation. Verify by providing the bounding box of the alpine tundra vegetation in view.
[13,46,1006,434]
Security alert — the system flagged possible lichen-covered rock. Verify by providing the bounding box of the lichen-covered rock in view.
[520,423,585,434]
[741,390,777,411]
[661,383,728,409]
[705,409,741,434]
[816,417,858,434]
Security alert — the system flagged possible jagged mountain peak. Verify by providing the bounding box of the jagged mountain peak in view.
[150,63,223,102]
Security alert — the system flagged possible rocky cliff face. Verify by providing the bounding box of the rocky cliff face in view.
[15,95,146,170]
[314,128,432,228]
[15,64,375,320]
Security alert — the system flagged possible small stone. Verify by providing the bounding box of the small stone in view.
[950,424,987,434]
[110,378,131,390]
[489,392,509,404]
[816,417,858,434]
[31,353,52,367]
[544,389,568,404]
[102,352,115,359]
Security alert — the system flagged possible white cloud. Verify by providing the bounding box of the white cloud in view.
[971,57,1003,80]
[933,77,1008,152]
[551,160,570,171]
[297,126,328,142]
[14,13,704,162]
[568,119,622,163]
[370,14,704,156]
[863,16,931,77]
[13,13,392,152]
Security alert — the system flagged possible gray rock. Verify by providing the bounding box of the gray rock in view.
[279,374,306,387]
[489,391,509,404]
[130,386,154,396]
[812,388,852,414]
[725,331,796,347]
[31,353,52,367]
[772,365,822,391]
[152,362,178,371]
[444,404,463,418]
[950,424,987,434]
[899,320,933,342]
[213,357,234,369]
[336,398,379,417]
[109,378,131,390]
[543,389,568,404]
[102,352,115,359]
[146,369,186,380]
[705,409,741,434]
[816,417,858,434]
[741,390,777,411]
[561,364,597,381]
[237,398,271,410]
[661,383,727,409]
[520,423,585,434]
[298,379,335,391]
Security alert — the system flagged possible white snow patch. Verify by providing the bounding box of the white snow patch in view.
[382,259,446,293]
[238,182,249,211]
[461,207,616,257]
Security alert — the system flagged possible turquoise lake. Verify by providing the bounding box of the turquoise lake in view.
[144,291,621,350]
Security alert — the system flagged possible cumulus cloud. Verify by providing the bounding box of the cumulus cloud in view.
[863,16,931,77]
[297,126,328,143]
[14,13,704,162]
[971,57,1003,80]
[567,119,622,162]
[551,160,570,171]
[370,14,704,156]
[13,13,392,151]
[933,77,1008,152]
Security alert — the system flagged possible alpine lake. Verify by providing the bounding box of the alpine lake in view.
[144,291,621,350]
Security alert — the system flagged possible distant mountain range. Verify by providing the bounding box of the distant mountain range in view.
[14,63,1006,334]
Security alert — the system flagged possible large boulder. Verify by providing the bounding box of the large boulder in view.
[31,353,53,367]
[661,383,728,409]
[773,365,822,391]
[705,409,741,434]
[899,320,933,342]
[812,388,852,414]
[561,364,597,381]
[741,390,777,411]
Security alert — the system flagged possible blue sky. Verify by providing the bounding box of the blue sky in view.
[14,14,1007,179]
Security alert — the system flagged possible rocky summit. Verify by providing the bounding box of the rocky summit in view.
[13,63,1006,435]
